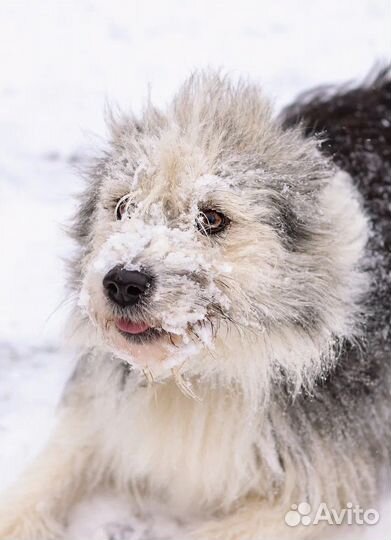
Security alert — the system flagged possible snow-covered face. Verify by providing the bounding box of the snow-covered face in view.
[77,164,277,370]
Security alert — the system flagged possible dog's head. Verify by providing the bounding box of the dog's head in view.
[69,73,367,392]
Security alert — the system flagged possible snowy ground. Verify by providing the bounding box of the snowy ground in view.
[0,0,389,538]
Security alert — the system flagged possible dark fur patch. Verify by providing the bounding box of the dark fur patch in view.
[264,192,313,250]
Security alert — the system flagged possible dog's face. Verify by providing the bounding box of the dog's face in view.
[70,74,367,385]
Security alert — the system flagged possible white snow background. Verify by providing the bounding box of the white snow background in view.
[0,0,389,538]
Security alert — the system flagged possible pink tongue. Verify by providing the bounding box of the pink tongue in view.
[116,319,150,335]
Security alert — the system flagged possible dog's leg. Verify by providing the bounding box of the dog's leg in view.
[0,408,97,540]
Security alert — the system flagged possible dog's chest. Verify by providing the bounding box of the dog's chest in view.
[95,381,262,515]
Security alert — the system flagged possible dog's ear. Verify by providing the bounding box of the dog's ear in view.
[68,176,101,245]
[65,177,101,291]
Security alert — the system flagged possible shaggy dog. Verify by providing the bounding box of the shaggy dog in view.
[0,69,389,540]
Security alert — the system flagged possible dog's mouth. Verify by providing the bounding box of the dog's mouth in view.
[116,319,151,335]
[115,318,168,344]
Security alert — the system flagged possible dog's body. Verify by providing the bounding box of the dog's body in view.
[0,70,389,540]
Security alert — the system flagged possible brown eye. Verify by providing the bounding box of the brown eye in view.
[197,209,229,235]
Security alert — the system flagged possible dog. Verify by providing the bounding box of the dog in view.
[0,69,389,540]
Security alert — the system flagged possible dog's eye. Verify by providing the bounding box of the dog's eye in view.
[115,195,133,220]
[197,210,229,235]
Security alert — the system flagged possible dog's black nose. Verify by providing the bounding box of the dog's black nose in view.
[103,266,152,307]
